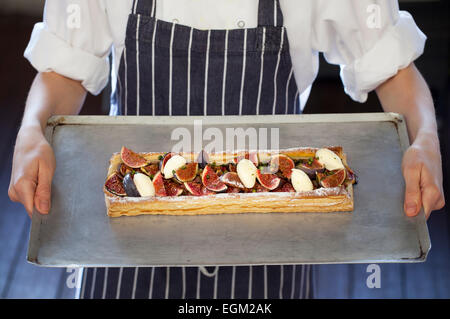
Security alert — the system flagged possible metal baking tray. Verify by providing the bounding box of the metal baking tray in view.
[27,113,430,267]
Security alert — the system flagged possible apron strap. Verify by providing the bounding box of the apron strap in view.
[258,0,284,27]
[132,0,157,17]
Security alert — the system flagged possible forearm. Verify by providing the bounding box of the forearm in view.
[375,63,438,144]
[21,72,87,132]
[376,63,444,217]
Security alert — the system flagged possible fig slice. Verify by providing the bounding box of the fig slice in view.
[256,170,281,190]
[202,165,227,192]
[175,162,198,182]
[228,163,237,173]
[118,163,133,177]
[245,182,266,193]
[233,152,259,166]
[219,172,245,189]
[319,169,346,188]
[226,187,241,193]
[236,159,257,188]
[152,172,167,196]
[291,169,314,192]
[164,180,184,196]
[141,163,159,177]
[315,148,344,171]
[296,158,325,178]
[184,182,203,196]
[201,186,216,195]
[123,173,141,197]
[163,155,187,179]
[269,154,295,178]
[344,164,357,185]
[105,173,126,196]
[133,173,155,197]
[159,152,174,172]
[273,182,295,192]
[248,152,259,166]
[120,146,148,168]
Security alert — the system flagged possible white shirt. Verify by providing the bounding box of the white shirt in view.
[24,0,426,110]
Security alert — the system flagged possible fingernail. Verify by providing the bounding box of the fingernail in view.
[406,202,416,216]
[39,200,49,213]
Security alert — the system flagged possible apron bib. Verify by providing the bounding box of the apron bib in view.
[81,0,311,299]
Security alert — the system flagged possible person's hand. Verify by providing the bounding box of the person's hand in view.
[8,125,56,217]
[402,131,445,219]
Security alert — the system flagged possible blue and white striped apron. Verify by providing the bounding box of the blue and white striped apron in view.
[80,0,312,299]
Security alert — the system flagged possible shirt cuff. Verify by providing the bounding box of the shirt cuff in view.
[340,11,426,103]
[24,23,110,95]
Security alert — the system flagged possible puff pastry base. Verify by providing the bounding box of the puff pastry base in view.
[104,147,354,217]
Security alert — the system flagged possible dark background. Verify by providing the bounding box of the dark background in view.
[0,1,448,298]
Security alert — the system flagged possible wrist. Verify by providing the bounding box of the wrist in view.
[18,122,45,138]
[412,129,440,148]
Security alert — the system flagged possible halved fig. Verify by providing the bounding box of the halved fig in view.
[105,173,126,196]
[315,148,344,171]
[120,146,148,168]
[196,150,209,169]
[133,173,155,197]
[319,169,346,188]
[152,172,167,196]
[123,173,140,197]
[256,170,281,190]
[164,180,184,196]
[220,172,245,189]
[184,182,203,196]
[202,165,227,192]
[269,154,295,178]
[291,169,314,192]
[236,159,257,188]
[141,163,159,177]
[296,158,325,178]
[273,182,295,192]
[163,155,187,179]
[118,163,133,177]
[174,162,198,182]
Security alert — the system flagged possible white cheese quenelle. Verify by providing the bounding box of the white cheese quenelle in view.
[236,158,257,188]
[315,148,344,171]
[163,155,187,178]
[133,173,155,197]
[291,169,314,192]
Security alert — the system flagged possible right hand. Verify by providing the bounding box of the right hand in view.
[8,126,56,217]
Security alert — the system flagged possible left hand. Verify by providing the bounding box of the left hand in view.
[402,132,445,219]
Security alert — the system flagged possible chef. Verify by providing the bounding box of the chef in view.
[9,0,444,299]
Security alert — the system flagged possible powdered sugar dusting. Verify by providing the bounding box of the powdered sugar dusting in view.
[108,186,349,204]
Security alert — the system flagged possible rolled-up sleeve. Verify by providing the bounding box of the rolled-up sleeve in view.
[311,0,426,102]
[24,0,113,95]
